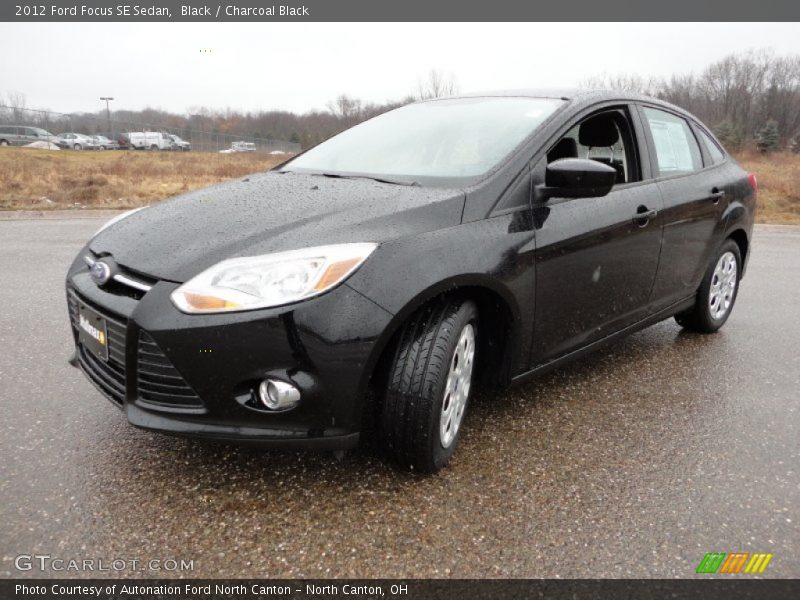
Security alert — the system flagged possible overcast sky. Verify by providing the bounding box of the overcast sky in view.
[1,22,799,115]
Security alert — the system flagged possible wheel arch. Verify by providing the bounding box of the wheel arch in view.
[357,275,522,415]
[726,228,750,276]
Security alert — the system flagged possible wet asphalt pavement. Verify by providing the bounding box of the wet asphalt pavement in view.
[0,217,798,579]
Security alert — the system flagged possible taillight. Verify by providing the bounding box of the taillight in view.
[747,173,758,192]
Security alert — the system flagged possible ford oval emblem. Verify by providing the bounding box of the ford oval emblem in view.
[90,261,112,285]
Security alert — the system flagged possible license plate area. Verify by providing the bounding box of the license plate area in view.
[77,303,109,361]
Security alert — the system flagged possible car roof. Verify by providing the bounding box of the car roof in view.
[429,88,694,120]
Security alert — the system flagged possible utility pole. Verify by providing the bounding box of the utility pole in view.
[100,97,114,134]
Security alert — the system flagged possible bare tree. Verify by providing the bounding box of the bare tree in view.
[581,73,661,96]
[581,49,800,144]
[326,94,365,128]
[4,91,28,123]
[417,70,459,100]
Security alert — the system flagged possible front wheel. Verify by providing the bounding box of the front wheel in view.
[73,144,82,150]
[380,298,478,473]
[675,239,742,333]
[0,140,9,147]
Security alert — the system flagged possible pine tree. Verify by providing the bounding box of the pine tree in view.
[714,120,743,150]
[756,120,780,153]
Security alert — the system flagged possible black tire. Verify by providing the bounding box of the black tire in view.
[0,140,9,147]
[73,144,82,150]
[150,145,158,151]
[675,238,742,333]
[380,298,478,473]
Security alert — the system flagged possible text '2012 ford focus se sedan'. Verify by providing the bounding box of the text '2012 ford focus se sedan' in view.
[67,90,756,472]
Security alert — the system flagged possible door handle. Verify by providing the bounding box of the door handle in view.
[633,206,658,226]
[710,187,725,204]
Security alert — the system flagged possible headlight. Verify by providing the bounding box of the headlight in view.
[170,243,378,314]
[92,206,146,238]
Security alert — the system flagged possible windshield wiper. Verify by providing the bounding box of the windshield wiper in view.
[319,172,420,187]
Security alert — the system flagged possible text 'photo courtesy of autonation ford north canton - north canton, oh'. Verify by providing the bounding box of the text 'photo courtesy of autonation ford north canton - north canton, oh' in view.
[1,3,799,598]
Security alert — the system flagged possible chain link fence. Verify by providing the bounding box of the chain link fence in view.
[0,105,301,154]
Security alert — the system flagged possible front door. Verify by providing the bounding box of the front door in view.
[530,107,663,365]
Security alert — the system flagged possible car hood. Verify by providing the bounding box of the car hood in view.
[90,171,465,282]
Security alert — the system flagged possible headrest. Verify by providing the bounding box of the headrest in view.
[579,113,619,148]
[548,137,578,162]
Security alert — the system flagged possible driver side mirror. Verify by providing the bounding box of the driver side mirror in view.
[537,158,616,200]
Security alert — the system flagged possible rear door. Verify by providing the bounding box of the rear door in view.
[530,105,664,364]
[638,105,728,309]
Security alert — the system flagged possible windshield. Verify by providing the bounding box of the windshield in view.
[283,97,563,182]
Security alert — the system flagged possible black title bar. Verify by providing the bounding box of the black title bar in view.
[3,0,800,22]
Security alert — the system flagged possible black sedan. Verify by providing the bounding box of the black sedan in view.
[66,90,756,472]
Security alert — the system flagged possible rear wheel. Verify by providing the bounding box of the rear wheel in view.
[380,298,478,473]
[73,143,82,150]
[0,139,9,147]
[150,145,158,151]
[675,239,741,333]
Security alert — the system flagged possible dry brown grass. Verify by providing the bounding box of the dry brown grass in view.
[1,147,798,224]
[735,150,800,224]
[0,148,287,210]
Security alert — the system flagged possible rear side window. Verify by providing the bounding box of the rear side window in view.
[642,107,702,176]
[696,127,725,165]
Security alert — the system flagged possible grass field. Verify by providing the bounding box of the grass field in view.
[0,147,798,223]
[0,148,286,210]
[736,150,800,224]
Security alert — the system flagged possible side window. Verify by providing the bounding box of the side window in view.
[696,127,725,165]
[642,107,702,176]
[546,108,639,185]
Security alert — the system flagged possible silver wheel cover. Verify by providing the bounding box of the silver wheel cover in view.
[709,251,737,320]
[439,323,476,448]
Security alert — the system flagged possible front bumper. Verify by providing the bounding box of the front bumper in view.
[66,251,392,449]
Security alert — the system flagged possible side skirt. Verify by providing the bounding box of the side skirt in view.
[510,295,696,386]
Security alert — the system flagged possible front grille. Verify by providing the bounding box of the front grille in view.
[68,291,127,406]
[137,332,203,410]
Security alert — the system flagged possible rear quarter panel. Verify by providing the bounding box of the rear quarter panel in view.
[721,160,757,273]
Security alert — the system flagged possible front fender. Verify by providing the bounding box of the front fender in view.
[346,214,537,395]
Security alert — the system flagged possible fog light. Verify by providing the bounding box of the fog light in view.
[258,379,301,410]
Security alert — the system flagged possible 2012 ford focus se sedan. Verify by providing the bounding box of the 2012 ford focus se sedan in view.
[66,90,756,472]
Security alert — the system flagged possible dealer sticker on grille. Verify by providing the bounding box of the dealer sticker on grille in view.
[78,303,109,361]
